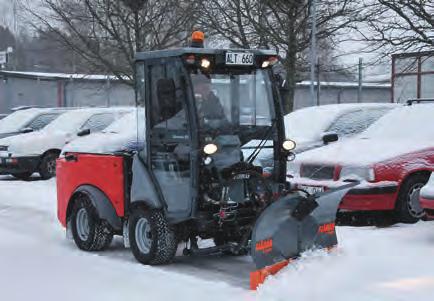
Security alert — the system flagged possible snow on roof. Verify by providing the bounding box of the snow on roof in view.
[297,80,391,88]
[294,103,434,166]
[0,70,119,81]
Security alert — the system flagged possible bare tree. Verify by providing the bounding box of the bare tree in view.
[197,0,358,112]
[354,0,434,56]
[19,0,198,83]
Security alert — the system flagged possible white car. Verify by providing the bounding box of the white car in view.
[0,107,66,139]
[0,107,133,180]
[242,103,396,168]
[62,109,145,155]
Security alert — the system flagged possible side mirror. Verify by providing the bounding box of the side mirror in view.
[322,132,339,144]
[77,128,91,137]
[157,78,177,120]
[20,127,34,134]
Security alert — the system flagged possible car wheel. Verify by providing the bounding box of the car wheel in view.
[39,152,59,179]
[70,195,113,251]
[11,172,33,181]
[129,208,177,265]
[395,174,429,223]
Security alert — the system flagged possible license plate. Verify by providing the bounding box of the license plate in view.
[298,185,325,195]
[225,52,254,65]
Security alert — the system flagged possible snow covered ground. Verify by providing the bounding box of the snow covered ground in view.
[1,176,434,301]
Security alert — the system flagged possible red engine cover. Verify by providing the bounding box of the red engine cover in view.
[57,153,126,227]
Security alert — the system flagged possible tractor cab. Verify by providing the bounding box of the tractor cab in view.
[134,36,294,224]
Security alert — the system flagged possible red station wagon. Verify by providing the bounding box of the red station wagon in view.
[289,102,434,223]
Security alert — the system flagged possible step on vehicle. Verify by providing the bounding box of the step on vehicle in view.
[57,32,357,289]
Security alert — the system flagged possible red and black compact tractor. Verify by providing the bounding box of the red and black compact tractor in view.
[57,32,356,289]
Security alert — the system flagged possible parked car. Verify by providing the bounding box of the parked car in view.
[61,109,145,155]
[419,173,434,219]
[242,103,396,169]
[288,102,434,223]
[0,107,66,139]
[0,107,133,180]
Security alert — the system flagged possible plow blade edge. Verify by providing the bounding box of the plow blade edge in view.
[250,182,358,289]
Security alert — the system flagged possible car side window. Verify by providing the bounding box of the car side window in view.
[26,113,60,131]
[327,108,390,137]
[81,113,116,132]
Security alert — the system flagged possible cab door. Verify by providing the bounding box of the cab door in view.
[145,59,194,218]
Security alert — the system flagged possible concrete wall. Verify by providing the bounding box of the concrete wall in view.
[294,84,392,110]
[0,71,392,114]
[0,77,58,113]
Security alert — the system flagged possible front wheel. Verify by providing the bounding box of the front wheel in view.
[129,208,177,265]
[395,174,428,223]
[70,195,113,251]
[39,152,59,179]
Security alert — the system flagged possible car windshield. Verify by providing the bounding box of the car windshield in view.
[0,110,40,133]
[190,69,274,131]
[326,108,392,137]
[44,111,95,133]
[360,104,434,139]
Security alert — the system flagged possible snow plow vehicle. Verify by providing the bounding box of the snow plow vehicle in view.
[56,32,357,289]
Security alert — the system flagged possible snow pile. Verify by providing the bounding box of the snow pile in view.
[257,222,434,301]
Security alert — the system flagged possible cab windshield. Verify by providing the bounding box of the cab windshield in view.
[190,69,275,132]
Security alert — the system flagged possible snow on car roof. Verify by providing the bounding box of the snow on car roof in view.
[62,109,145,154]
[43,107,133,134]
[294,103,434,166]
[285,103,397,142]
[0,108,59,133]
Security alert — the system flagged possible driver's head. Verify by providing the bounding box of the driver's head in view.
[192,74,212,97]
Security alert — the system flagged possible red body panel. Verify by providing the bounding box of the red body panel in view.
[340,193,397,211]
[420,196,434,210]
[293,148,434,212]
[57,153,125,227]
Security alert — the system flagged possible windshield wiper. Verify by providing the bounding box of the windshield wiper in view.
[246,119,276,165]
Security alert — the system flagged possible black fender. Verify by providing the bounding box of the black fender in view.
[130,154,164,210]
[73,185,122,231]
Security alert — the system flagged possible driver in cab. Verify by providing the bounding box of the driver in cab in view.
[192,74,227,124]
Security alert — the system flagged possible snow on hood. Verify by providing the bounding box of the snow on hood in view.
[295,137,434,166]
[0,131,68,156]
[62,109,145,155]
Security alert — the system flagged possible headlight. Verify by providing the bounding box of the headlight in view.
[339,166,375,182]
[203,143,218,155]
[282,139,296,151]
[0,145,8,151]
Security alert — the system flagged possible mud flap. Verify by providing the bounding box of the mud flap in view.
[250,182,359,289]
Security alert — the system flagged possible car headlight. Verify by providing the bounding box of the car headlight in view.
[0,145,8,151]
[339,166,375,182]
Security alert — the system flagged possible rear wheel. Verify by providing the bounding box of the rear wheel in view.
[129,208,177,265]
[12,172,32,181]
[70,195,113,251]
[39,152,59,179]
[395,174,428,223]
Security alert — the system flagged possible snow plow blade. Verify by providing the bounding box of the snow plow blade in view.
[250,182,359,290]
